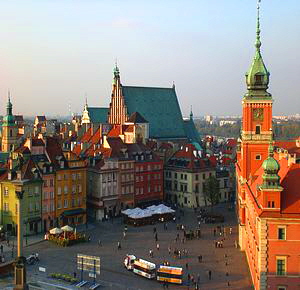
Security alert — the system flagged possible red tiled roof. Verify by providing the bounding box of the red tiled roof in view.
[275,140,300,157]
[80,127,93,143]
[107,125,122,137]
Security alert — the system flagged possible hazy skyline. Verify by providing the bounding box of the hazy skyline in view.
[0,0,299,117]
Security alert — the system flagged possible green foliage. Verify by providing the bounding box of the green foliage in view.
[203,175,220,207]
[195,120,300,140]
[48,234,86,247]
[50,272,78,284]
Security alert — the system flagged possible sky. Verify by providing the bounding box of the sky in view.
[0,0,299,117]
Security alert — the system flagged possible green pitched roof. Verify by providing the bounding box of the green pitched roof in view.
[122,86,186,139]
[183,119,200,143]
[87,107,109,124]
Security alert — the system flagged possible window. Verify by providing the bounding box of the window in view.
[64,174,68,180]
[255,125,261,135]
[57,174,62,181]
[195,174,199,181]
[57,187,62,195]
[64,199,68,208]
[4,187,8,196]
[255,154,261,160]
[224,179,228,188]
[57,200,62,209]
[72,185,76,194]
[278,227,286,240]
[64,186,68,194]
[78,184,82,193]
[174,173,177,179]
[72,174,76,181]
[277,286,287,290]
[4,202,9,212]
[77,173,81,179]
[50,179,54,187]
[255,74,263,85]
[276,257,286,276]
[184,197,187,204]
[44,180,48,187]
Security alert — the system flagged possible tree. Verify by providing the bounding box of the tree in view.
[203,175,220,208]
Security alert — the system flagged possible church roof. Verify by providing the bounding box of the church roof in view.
[122,86,186,139]
[183,119,200,143]
[87,107,109,124]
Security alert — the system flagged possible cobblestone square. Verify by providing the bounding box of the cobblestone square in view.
[1,204,252,289]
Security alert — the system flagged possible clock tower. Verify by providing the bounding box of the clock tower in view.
[240,3,273,181]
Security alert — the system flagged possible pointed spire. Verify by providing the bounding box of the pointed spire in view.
[255,0,262,51]
[245,0,271,99]
[190,106,193,120]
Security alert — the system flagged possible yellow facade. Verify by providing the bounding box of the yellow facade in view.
[55,160,87,226]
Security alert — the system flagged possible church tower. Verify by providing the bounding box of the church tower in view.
[108,65,128,125]
[1,93,18,152]
[240,2,273,181]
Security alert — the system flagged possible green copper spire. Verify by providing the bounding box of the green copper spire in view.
[244,1,271,100]
[190,106,193,120]
[3,90,15,126]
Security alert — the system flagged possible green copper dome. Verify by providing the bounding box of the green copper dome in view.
[3,95,15,126]
[262,145,280,173]
[261,145,281,189]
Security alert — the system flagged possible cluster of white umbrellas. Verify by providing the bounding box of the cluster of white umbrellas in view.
[49,225,74,234]
[122,204,175,219]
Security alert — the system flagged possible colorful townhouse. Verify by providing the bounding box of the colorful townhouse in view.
[0,157,43,236]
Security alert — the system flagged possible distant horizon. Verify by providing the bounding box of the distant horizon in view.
[0,0,299,116]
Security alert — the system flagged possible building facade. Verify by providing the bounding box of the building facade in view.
[236,3,300,290]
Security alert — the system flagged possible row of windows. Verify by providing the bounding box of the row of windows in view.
[121,185,134,195]
[136,174,161,182]
[4,186,40,197]
[44,179,54,187]
[121,174,134,182]
[42,202,55,213]
[57,173,82,181]
[136,185,162,195]
[57,198,82,209]
[120,163,134,170]
[136,164,161,172]
[43,191,55,200]
[165,172,213,180]
[57,185,82,195]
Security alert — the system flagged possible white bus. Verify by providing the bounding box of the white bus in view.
[133,258,156,279]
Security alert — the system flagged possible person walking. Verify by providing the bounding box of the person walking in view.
[213,228,216,236]
[0,244,3,254]
[155,233,158,242]
[208,270,212,280]
[98,239,102,246]
[198,255,202,263]
[156,243,160,251]
[197,273,200,284]
[117,241,121,250]
[168,246,171,255]
[186,262,189,270]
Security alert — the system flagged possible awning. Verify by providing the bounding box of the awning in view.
[61,208,86,217]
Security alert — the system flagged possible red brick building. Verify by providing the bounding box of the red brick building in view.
[236,3,300,290]
[126,143,163,206]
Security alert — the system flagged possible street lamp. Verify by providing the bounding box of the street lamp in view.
[14,187,28,290]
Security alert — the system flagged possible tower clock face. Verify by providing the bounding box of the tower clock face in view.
[253,108,264,121]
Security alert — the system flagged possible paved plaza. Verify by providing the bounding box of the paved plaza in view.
[1,204,253,289]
